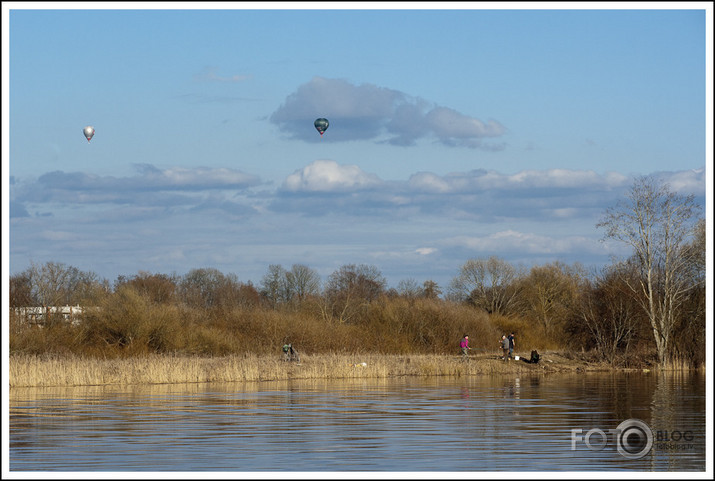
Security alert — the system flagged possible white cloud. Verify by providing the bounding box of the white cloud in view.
[133,164,260,190]
[15,164,260,200]
[281,160,383,193]
[407,172,452,194]
[425,107,506,140]
[11,164,263,224]
[270,77,506,148]
[9,164,703,289]
[272,77,401,120]
[550,208,580,218]
[653,168,706,195]
[274,165,705,224]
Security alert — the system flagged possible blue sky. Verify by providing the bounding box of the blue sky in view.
[3,2,711,292]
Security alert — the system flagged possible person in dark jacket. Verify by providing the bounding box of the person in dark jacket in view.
[507,332,515,359]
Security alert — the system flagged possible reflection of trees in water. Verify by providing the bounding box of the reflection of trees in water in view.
[543,372,703,469]
[649,371,706,469]
[564,373,657,428]
[581,373,701,429]
[607,373,657,423]
[651,373,679,434]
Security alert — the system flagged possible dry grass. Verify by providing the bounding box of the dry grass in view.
[8,351,593,388]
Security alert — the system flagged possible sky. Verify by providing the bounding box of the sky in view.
[3,2,712,294]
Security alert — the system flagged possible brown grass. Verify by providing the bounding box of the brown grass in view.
[8,350,623,388]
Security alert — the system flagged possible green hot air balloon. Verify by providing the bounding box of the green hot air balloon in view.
[314,118,329,137]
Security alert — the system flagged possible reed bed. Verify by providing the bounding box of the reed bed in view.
[9,352,574,388]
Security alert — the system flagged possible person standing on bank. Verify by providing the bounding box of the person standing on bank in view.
[460,334,471,361]
[508,332,515,359]
[500,335,510,361]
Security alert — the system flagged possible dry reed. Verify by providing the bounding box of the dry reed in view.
[9,352,578,388]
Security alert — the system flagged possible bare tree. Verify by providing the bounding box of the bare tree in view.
[260,264,288,308]
[448,256,522,315]
[24,261,106,307]
[422,280,442,300]
[180,267,240,310]
[516,261,584,338]
[285,264,321,303]
[9,272,33,307]
[322,264,387,323]
[26,261,74,306]
[670,218,707,365]
[259,264,321,308]
[577,264,641,363]
[396,278,422,299]
[597,175,702,368]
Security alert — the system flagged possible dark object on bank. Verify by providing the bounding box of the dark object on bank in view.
[521,350,540,364]
[282,343,300,363]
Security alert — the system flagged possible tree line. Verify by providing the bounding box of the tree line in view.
[9,176,705,368]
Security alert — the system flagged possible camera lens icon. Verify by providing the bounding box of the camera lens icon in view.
[615,419,653,459]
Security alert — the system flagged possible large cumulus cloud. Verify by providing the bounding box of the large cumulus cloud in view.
[270,77,507,148]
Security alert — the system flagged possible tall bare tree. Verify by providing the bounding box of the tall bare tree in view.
[260,264,321,308]
[285,264,321,303]
[260,264,288,308]
[322,264,386,323]
[597,175,702,368]
[448,256,522,315]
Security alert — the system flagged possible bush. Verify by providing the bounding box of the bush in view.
[5,287,673,363]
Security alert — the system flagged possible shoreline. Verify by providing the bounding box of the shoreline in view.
[7,351,677,388]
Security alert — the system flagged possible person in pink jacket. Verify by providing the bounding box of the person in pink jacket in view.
[460,334,471,361]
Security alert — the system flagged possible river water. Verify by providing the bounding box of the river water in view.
[8,371,708,474]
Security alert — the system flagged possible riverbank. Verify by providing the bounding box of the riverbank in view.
[8,351,645,388]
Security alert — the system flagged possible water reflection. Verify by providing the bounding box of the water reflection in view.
[9,372,706,472]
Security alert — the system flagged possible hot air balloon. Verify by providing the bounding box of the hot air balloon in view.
[314,118,329,137]
[83,126,95,143]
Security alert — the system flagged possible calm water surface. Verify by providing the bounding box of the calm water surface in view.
[9,371,707,472]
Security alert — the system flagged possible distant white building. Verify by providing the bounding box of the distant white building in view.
[12,305,85,326]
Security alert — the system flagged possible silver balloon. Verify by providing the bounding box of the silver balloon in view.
[83,126,95,142]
